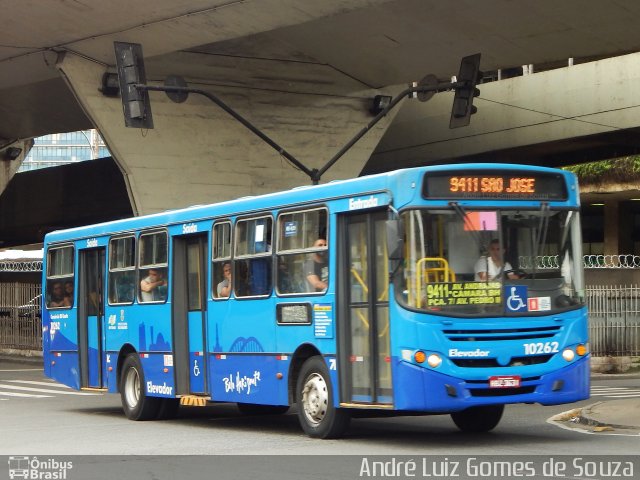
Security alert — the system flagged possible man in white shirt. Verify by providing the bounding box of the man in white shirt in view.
[474,239,518,281]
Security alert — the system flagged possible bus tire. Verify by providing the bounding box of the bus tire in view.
[451,405,504,433]
[237,403,290,415]
[156,398,180,420]
[295,356,350,439]
[120,353,161,421]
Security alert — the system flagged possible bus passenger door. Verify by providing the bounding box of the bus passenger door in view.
[172,234,208,396]
[338,210,392,405]
[78,248,106,389]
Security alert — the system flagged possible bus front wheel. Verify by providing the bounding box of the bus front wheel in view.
[120,353,161,421]
[451,405,504,433]
[295,356,350,439]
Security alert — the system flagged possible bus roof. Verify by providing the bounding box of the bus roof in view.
[44,164,577,245]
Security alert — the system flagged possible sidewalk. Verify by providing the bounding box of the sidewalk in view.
[0,350,43,366]
[579,398,640,430]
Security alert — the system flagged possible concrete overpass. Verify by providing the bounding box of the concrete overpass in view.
[3,0,640,218]
[368,51,640,173]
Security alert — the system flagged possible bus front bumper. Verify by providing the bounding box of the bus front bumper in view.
[393,355,590,412]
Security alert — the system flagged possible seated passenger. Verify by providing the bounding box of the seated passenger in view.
[140,268,168,302]
[305,238,328,292]
[216,262,232,298]
[63,281,74,307]
[48,281,66,308]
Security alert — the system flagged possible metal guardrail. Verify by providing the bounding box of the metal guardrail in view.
[586,285,640,356]
[0,283,42,350]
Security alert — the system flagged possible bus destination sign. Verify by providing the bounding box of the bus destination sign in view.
[422,171,568,200]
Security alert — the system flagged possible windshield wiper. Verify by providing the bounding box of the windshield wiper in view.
[449,202,483,250]
[531,202,550,279]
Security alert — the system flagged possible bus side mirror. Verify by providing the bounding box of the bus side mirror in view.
[386,219,404,261]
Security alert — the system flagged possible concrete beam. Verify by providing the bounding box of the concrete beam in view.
[368,52,640,171]
[56,52,400,215]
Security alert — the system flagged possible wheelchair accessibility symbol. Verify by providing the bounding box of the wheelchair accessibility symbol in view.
[506,286,528,312]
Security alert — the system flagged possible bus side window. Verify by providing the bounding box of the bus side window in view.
[138,231,169,303]
[276,208,328,295]
[46,246,74,309]
[234,216,272,297]
[108,236,136,305]
[212,221,232,299]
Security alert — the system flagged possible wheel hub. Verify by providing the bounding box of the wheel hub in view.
[302,373,328,426]
[124,367,140,409]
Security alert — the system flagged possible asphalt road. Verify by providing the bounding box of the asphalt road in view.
[0,359,638,480]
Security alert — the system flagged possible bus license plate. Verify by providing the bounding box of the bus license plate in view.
[489,376,521,388]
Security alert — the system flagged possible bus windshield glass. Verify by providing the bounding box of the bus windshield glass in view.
[397,207,585,316]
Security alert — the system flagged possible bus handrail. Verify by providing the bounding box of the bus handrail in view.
[415,257,456,308]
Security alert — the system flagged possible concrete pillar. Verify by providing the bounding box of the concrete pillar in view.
[56,52,401,215]
[0,139,33,195]
[603,200,619,256]
[618,201,634,253]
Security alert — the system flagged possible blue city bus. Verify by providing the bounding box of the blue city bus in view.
[42,163,589,438]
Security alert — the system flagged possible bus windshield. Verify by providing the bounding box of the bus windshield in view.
[398,207,585,316]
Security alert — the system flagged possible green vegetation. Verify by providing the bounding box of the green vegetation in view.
[563,156,640,185]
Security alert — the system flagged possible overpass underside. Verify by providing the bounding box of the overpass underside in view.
[55,50,640,220]
[4,50,640,249]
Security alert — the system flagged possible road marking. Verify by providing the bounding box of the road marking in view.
[591,386,631,390]
[0,391,52,398]
[7,380,74,389]
[0,383,100,396]
[592,394,640,398]
[590,386,640,398]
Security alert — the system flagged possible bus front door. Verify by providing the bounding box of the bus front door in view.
[172,234,209,396]
[78,248,106,389]
[338,210,393,406]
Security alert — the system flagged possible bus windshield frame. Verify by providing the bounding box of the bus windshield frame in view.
[395,206,585,317]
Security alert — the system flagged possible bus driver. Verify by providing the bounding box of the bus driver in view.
[474,239,519,281]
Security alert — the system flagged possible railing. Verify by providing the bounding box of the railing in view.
[0,283,42,351]
[586,285,640,356]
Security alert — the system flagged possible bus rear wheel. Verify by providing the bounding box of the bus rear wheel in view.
[295,356,350,439]
[451,405,504,433]
[120,353,161,421]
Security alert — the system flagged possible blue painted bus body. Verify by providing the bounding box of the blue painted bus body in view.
[42,164,589,415]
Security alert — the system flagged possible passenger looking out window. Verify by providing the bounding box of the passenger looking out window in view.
[48,282,66,308]
[305,238,328,292]
[140,268,167,302]
[217,262,232,298]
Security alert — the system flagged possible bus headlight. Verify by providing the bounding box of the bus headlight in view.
[427,354,442,368]
[562,349,575,361]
